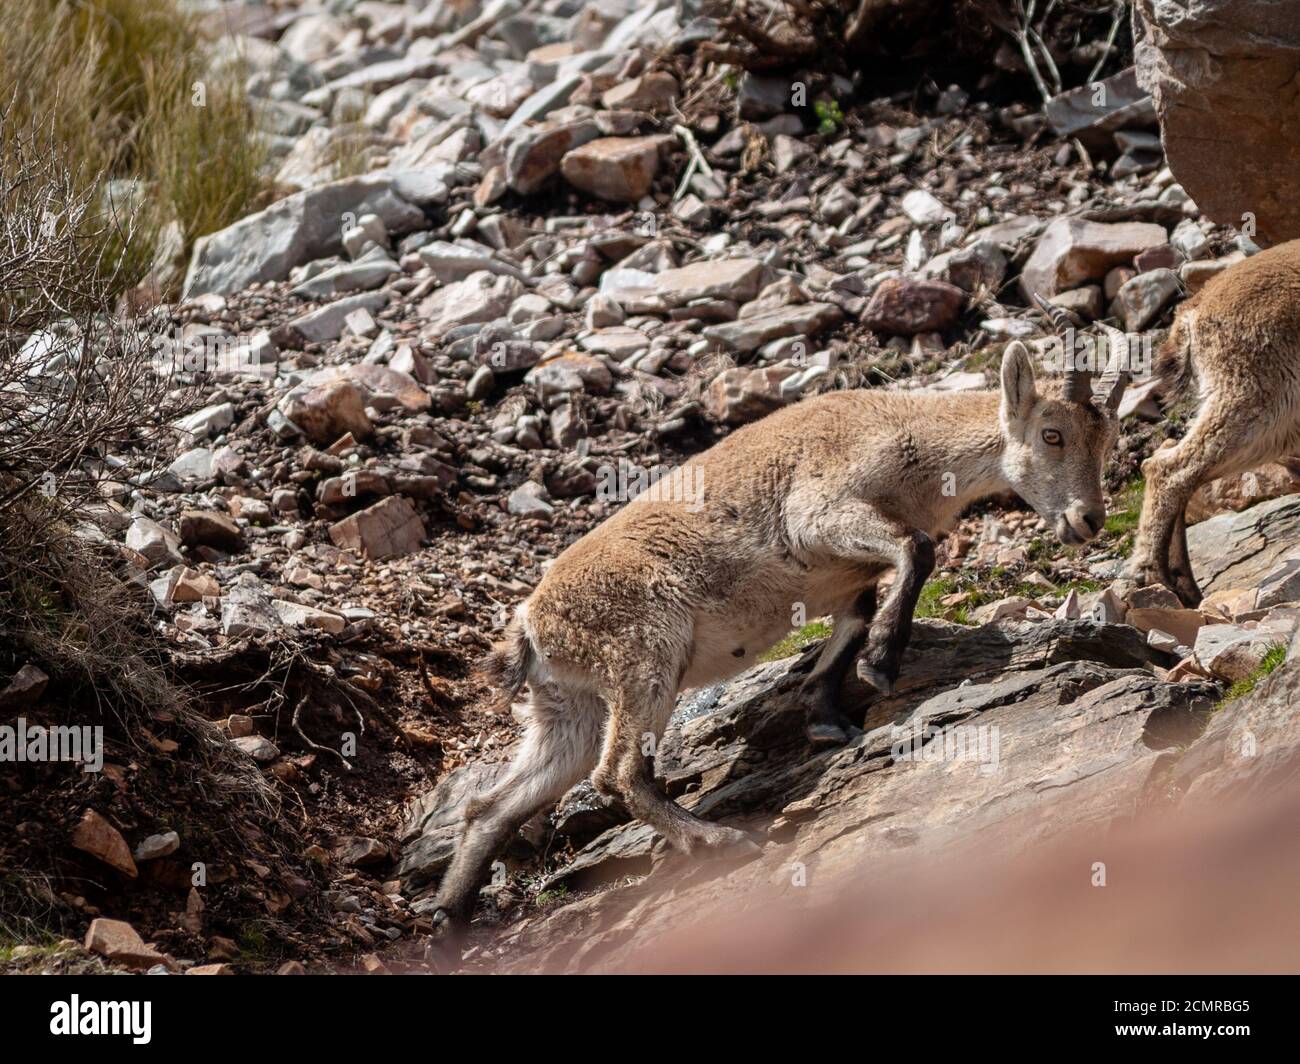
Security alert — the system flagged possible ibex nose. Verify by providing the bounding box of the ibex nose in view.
[1061,503,1104,543]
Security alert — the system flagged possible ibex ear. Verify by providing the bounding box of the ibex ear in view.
[1000,341,1037,423]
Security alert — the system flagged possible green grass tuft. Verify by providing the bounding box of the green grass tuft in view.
[1219,644,1287,707]
[536,885,569,910]
[1104,477,1145,555]
[758,620,833,663]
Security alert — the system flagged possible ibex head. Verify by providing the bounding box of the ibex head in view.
[998,295,1128,545]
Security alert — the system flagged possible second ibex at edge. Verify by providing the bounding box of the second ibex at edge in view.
[1121,239,1300,606]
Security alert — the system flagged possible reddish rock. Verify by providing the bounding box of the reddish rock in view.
[279,380,373,446]
[560,136,667,202]
[1136,0,1300,245]
[84,918,163,969]
[329,495,426,560]
[318,470,390,506]
[863,277,965,335]
[71,810,138,878]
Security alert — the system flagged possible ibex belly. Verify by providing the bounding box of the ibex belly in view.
[680,556,875,690]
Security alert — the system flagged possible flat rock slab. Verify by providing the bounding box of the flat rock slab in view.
[183,176,424,298]
[1187,494,1300,595]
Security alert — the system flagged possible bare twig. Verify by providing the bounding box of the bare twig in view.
[1086,1,1127,85]
[672,123,714,202]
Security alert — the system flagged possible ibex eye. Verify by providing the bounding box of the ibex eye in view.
[1042,429,1063,446]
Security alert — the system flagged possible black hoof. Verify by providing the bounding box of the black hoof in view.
[424,908,465,971]
[806,719,849,748]
[696,827,763,862]
[856,660,896,695]
[806,717,862,749]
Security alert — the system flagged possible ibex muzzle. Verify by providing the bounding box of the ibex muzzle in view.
[430,340,1126,949]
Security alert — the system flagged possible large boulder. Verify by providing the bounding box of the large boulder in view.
[183,176,425,297]
[1135,0,1300,245]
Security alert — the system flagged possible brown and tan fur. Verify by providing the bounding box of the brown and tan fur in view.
[1128,239,1300,606]
[431,343,1123,941]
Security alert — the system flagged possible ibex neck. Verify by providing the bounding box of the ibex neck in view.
[928,391,1014,515]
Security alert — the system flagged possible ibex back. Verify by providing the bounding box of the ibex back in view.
[431,342,1124,943]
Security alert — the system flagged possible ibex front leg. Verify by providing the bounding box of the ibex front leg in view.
[856,527,935,695]
[801,586,876,748]
[801,504,935,698]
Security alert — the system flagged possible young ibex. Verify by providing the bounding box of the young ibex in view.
[1113,239,1300,606]
[431,342,1125,940]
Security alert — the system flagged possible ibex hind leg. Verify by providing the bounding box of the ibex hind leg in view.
[1131,401,1264,607]
[592,679,760,860]
[1168,513,1202,607]
[430,685,604,947]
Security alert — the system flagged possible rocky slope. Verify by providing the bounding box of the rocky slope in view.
[9,0,1300,973]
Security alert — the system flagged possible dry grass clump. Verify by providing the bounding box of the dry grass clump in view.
[0,0,266,293]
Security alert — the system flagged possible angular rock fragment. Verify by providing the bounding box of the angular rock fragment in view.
[1020,219,1168,298]
[329,495,426,560]
[85,918,164,969]
[71,810,138,878]
[278,380,374,446]
[560,136,666,202]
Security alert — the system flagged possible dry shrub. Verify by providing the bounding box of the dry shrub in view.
[0,110,172,514]
[0,108,273,810]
